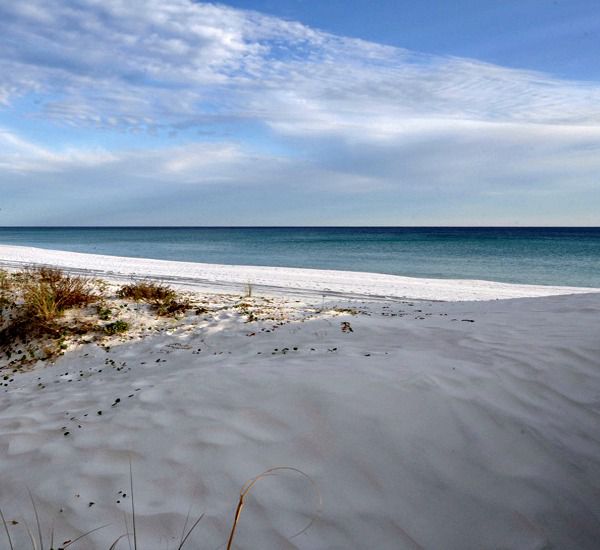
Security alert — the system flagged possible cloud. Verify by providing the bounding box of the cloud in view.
[2,120,599,195]
[2,0,600,133]
[0,127,117,172]
[0,1,599,224]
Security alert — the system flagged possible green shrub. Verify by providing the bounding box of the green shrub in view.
[104,320,129,335]
[96,305,112,320]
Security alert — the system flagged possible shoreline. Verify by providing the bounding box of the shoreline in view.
[1,243,599,302]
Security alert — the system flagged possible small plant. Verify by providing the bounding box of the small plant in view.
[104,320,129,335]
[155,299,190,317]
[117,281,176,303]
[96,305,112,321]
[117,281,189,316]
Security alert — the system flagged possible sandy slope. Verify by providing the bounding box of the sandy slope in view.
[1,246,600,548]
[1,278,599,548]
[1,244,598,301]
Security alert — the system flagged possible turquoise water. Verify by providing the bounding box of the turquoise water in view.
[1,227,599,287]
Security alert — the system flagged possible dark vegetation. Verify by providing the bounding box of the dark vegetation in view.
[117,280,190,316]
[0,267,100,365]
[104,320,130,335]
[0,269,190,368]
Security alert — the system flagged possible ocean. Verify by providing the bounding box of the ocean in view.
[1,227,599,288]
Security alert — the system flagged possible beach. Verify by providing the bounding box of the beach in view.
[1,245,600,549]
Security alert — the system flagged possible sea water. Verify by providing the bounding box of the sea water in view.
[0,227,599,287]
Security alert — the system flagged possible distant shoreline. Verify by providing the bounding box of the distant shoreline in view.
[1,226,600,287]
[1,244,598,302]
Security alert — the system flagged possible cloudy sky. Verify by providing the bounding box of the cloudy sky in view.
[1,0,599,226]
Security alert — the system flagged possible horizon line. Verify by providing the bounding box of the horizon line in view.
[0,225,599,230]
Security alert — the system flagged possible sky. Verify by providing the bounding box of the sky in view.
[0,0,599,226]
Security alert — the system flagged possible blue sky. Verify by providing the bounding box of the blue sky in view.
[227,0,600,80]
[0,0,599,225]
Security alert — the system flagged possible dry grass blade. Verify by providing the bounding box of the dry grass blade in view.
[177,513,205,550]
[28,489,44,550]
[178,504,193,547]
[24,519,37,550]
[62,523,111,548]
[226,466,322,550]
[124,512,132,550]
[0,507,15,550]
[129,459,137,550]
[109,533,131,550]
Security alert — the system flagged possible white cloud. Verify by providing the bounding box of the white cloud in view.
[0,127,117,172]
[0,1,599,224]
[1,0,600,133]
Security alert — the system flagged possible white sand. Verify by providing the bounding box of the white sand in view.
[1,246,600,549]
[1,244,598,301]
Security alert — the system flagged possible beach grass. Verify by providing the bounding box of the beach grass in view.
[117,281,190,316]
[0,465,318,549]
[2,268,297,370]
[116,280,176,303]
[0,269,193,367]
[0,268,102,362]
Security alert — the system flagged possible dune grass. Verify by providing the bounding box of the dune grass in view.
[226,467,321,550]
[0,465,320,549]
[117,281,190,316]
[0,269,12,310]
[116,281,176,303]
[0,270,199,368]
[9,267,98,327]
[0,267,101,363]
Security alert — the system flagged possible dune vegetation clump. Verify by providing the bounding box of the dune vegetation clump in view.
[21,267,98,324]
[0,270,197,369]
[0,270,12,309]
[116,280,176,303]
[117,281,190,316]
[104,320,130,335]
[0,267,103,365]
